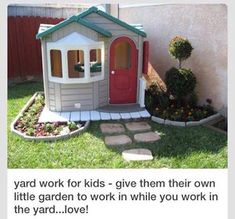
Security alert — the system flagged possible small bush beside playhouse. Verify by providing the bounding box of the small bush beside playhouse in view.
[145,36,216,122]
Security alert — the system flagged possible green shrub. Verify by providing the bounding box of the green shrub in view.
[26,128,35,136]
[165,67,196,101]
[67,122,77,131]
[145,82,170,113]
[35,94,45,105]
[187,92,198,107]
[203,103,214,116]
[193,109,204,120]
[145,92,154,114]
[44,123,54,132]
[169,36,193,68]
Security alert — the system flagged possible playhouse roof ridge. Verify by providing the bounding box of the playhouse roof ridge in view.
[36,6,146,39]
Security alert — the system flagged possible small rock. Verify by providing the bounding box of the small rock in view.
[134,132,161,143]
[122,148,153,161]
[125,121,151,132]
[60,127,70,135]
[105,135,132,146]
[100,123,125,134]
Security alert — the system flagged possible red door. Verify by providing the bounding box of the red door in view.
[109,37,138,104]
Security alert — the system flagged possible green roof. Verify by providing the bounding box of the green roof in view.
[36,17,112,38]
[36,6,146,39]
[77,18,112,37]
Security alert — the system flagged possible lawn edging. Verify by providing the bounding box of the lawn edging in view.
[10,92,90,141]
[151,113,222,127]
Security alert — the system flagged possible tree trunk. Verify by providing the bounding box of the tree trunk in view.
[178,59,182,68]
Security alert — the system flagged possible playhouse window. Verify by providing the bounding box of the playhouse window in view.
[50,50,62,78]
[47,32,104,84]
[67,50,85,78]
[114,42,131,69]
[90,49,102,77]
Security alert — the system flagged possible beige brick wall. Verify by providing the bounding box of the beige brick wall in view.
[116,4,227,110]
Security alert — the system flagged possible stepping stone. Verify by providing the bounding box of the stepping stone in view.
[125,121,151,132]
[100,123,125,134]
[122,148,153,161]
[134,131,161,143]
[105,135,132,146]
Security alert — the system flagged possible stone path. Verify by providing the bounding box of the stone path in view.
[100,121,161,161]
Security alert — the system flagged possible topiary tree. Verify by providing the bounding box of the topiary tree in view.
[169,36,193,68]
[165,67,196,101]
[165,36,197,105]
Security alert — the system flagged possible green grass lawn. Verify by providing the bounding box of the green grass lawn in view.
[8,82,227,168]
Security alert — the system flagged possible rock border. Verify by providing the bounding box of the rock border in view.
[151,113,222,127]
[10,92,90,141]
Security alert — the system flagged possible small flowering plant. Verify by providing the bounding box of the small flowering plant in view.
[153,98,215,122]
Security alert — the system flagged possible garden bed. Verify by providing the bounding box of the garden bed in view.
[11,92,90,141]
[146,84,221,127]
[145,36,224,127]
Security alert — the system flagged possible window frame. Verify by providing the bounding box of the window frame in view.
[67,49,85,79]
[114,41,132,70]
[47,43,104,84]
[89,48,102,78]
[50,49,63,78]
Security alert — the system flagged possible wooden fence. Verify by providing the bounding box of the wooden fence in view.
[8,16,64,80]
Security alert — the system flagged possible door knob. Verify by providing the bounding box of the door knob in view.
[111,70,115,75]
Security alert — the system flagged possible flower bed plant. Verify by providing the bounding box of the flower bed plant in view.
[146,83,214,122]
[145,36,216,122]
[14,93,85,137]
[153,100,214,122]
